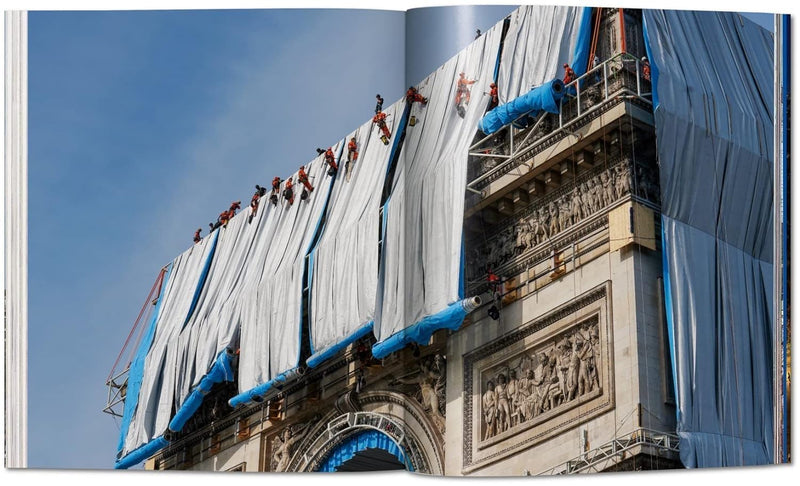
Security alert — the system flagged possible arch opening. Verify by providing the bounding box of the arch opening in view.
[316,430,413,473]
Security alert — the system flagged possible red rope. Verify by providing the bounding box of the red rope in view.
[588,8,602,72]
[106,267,166,383]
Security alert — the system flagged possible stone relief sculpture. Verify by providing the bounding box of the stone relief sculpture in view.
[465,159,659,285]
[479,320,602,441]
[392,354,447,433]
[271,422,311,471]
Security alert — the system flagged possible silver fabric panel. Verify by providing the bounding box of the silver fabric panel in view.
[375,23,502,342]
[497,5,582,103]
[309,100,401,355]
[122,236,216,454]
[644,9,774,466]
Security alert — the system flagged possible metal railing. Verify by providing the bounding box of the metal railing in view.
[467,52,652,192]
[536,427,679,475]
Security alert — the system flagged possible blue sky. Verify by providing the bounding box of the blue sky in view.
[25,5,777,471]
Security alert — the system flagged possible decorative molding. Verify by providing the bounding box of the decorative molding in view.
[461,282,615,472]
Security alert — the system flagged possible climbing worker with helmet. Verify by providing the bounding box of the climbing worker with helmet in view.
[373,111,391,145]
[193,228,202,243]
[375,94,384,114]
[641,57,651,82]
[298,165,314,194]
[486,82,499,109]
[456,72,477,105]
[283,177,295,205]
[406,86,427,105]
[270,176,282,205]
[324,147,338,176]
[228,200,241,215]
[347,137,358,163]
[562,63,576,84]
[249,185,267,223]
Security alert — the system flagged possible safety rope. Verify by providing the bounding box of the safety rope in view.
[106,267,166,383]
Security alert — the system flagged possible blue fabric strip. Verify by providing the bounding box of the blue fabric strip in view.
[168,349,235,432]
[571,7,594,77]
[116,263,173,455]
[641,14,660,109]
[114,436,168,470]
[372,299,469,359]
[306,321,374,369]
[228,367,298,408]
[317,430,410,472]
[478,79,565,135]
[183,230,220,329]
[660,218,680,422]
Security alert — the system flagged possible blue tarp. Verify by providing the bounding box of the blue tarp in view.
[169,349,235,432]
[115,436,169,470]
[306,321,374,369]
[478,78,564,135]
[317,430,410,472]
[372,300,468,359]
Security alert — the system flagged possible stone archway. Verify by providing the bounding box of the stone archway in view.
[285,390,444,474]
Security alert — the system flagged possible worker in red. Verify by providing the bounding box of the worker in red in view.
[193,228,202,243]
[219,209,232,227]
[562,63,576,84]
[373,111,391,144]
[406,86,427,105]
[249,185,267,222]
[641,57,651,82]
[283,177,295,205]
[347,137,358,163]
[323,147,338,175]
[298,165,314,193]
[229,200,241,215]
[270,177,281,205]
[487,82,499,109]
[455,72,477,105]
[487,268,502,320]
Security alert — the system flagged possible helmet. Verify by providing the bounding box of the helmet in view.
[641,56,648,62]
[460,72,465,76]
[490,82,496,87]
[563,63,569,68]
[376,94,381,98]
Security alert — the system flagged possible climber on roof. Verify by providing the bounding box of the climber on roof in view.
[193,228,202,244]
[270,177,281,206]
[486,82,499,109]
[283,177,295,205]
[406,86,427,105]
[456,72,477,105]
[324,147,338,175]
[229,200,241,215]
[375,94,384,114]
[562,63,576,84]
[347,137,358,163]
[373,111,391,144]
[298,165,314,193]
[249,185,267,222]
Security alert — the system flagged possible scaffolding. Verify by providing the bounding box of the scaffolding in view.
[467,51,652,195]
[535,428,680,475]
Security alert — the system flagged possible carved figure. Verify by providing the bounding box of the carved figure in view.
[600,171,614,207]
[581,181,593,216]
[548,202,559,236]
[559,195,571,231]
[482,379,497,440]
[495,373,512,433]
[616,164,631,197]
[507,370,521,426]
[395,355,446,433]
[570,187,583,225]
[272,423,309,472]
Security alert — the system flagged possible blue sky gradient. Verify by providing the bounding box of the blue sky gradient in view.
[26,6,777,470]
